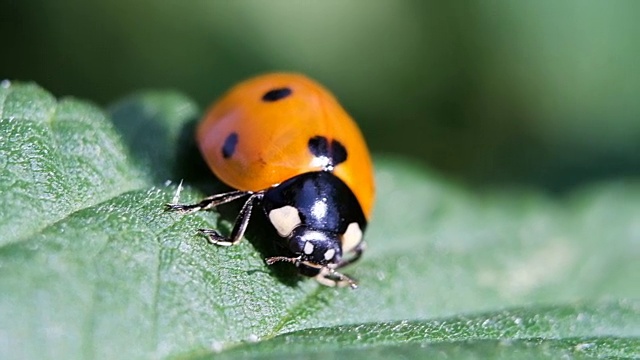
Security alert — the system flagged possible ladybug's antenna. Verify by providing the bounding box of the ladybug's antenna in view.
[266,257,359,289]
[265,256,300,265]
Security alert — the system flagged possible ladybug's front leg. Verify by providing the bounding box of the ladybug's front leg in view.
[199,192,263,246]
[335,241,366,269]
[316,267,358,289]
[165,190,249,213]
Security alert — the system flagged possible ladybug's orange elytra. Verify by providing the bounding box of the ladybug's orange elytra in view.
[197,73,375,219]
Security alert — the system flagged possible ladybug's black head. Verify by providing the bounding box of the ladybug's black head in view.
[264,225,359,288]
[288,226,342,267]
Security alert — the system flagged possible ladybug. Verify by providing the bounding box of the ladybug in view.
[167,73,374,288]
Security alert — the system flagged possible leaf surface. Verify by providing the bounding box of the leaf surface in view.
[0,83,637,359]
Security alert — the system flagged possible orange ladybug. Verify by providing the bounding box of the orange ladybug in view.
[168,73,375,288]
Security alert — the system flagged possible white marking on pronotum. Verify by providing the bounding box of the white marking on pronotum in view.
[341,222,363,253]
[324,248,336,260]
[170,179,184,204]
[304,241,314,255]
[268,205,302,237]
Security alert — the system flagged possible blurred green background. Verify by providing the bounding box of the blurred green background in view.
[3,0,640,191]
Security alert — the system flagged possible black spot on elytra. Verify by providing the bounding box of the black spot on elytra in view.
[308,136,329,158]
[222,132,238,159]
[331,140,347,165]
[308,136,348,168]
[262,87,292,102]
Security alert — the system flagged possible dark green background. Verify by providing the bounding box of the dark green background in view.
[3,0,639,190]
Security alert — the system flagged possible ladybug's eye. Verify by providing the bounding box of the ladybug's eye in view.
[262,87,292,102]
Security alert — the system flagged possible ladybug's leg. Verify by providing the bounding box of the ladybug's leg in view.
[165,190,249,213]
[335,241,366,269]
[265,257,359,289]
[199,192,263,246]
[316,267,358,289]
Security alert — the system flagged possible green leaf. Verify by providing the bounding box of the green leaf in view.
[205,303,640,359]
[0,82,638,359]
